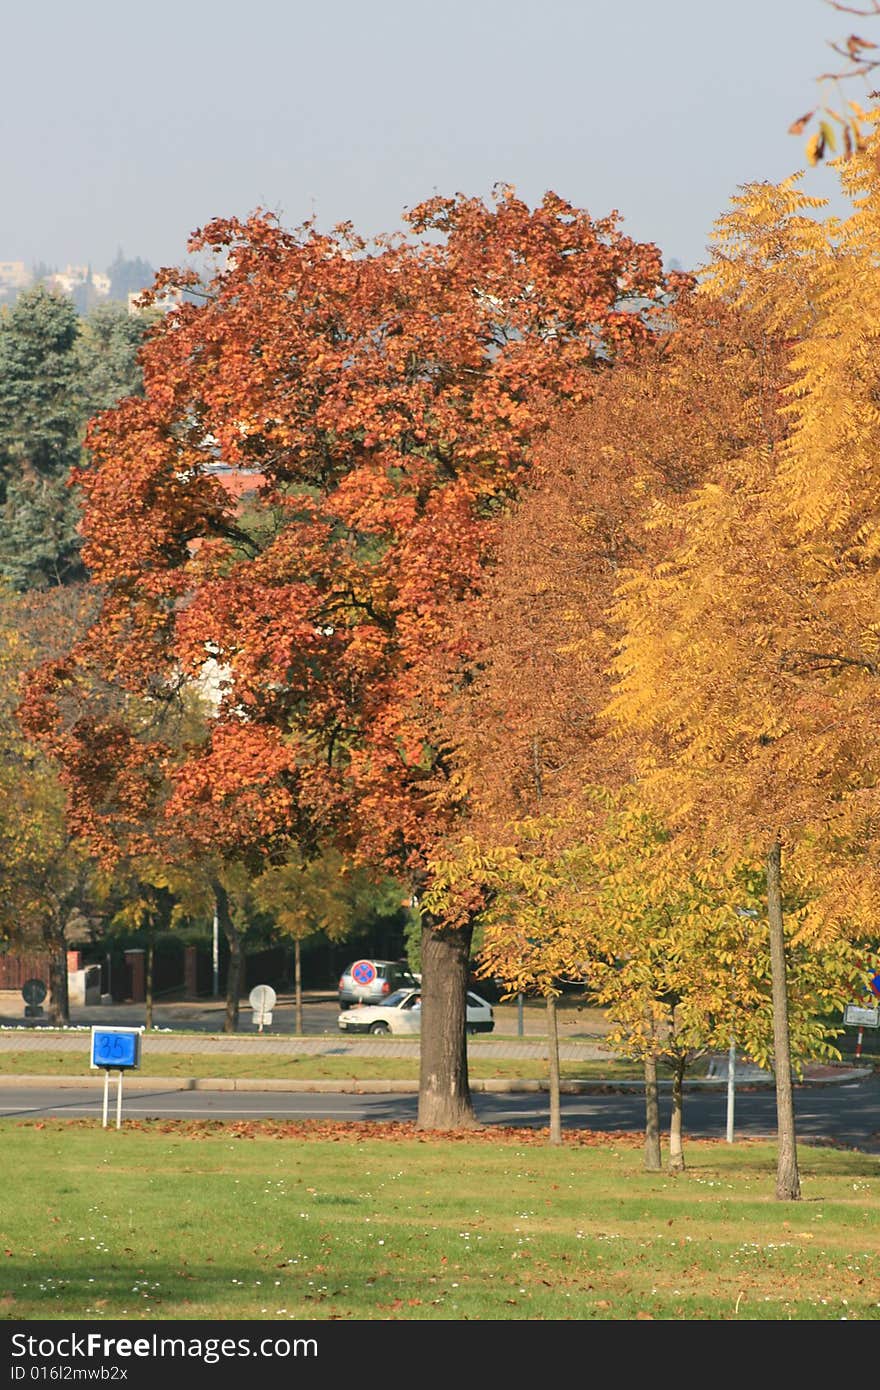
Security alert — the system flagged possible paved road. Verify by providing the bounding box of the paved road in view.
[4,1075,879,1149]
[0,992,617,1045]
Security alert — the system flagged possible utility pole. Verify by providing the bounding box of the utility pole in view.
[212,909,220,998]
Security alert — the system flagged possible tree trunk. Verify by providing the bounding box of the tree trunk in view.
[767,839,801,1201]
[212,879,241,1034]
[417,916,478,1130]
[547,994,562,1145]
[46,925,69,1026]
[294,938,303,1037]
[144,936,155,1030]
[643,1053,662,1171]
[668,1054,686,1173]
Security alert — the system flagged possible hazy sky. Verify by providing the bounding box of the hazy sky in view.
[4,0,869,274]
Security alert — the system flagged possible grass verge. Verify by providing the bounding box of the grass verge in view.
[0,1052,654,1081]
[0,1038,717,1082]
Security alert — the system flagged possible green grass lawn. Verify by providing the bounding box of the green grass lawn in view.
[0,1120,877,1321]
[0,1022,710,1082]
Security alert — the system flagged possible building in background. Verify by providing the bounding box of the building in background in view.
[0,261,32,304]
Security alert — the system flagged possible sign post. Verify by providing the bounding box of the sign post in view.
[212,909,220,999]
[843,1003,880,1063]
[726,1035,736,1143]
[21,978,47,1021]
[248,984,277,1033]
[90,1027,143,1129]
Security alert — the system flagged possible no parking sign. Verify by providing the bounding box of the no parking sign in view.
[351,960,377,987]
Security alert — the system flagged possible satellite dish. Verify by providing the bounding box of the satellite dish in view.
[248,984,277,1031]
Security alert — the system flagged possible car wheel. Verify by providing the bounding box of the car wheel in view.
[466,1024,476,1035]
[369,1021,390,1035]
[338,1001,350,1011]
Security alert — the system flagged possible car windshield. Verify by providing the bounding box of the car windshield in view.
[383,990,411,1008]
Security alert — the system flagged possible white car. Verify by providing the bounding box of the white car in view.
[336,987,494,1036]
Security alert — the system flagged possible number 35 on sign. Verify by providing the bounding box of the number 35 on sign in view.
[90,1026,143,1070]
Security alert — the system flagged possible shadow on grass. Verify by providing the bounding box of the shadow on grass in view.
[0,1260,311,1320]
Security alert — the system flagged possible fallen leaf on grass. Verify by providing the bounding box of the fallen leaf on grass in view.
[10,1117,773,1156]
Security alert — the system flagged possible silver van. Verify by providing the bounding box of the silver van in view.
[337,958,419,1009]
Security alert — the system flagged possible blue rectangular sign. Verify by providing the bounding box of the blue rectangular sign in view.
[90,1027,142,1070]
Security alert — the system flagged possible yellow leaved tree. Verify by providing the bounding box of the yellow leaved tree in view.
[607,114,880,1199]
[572,799,863,1173]
[0,588,96,1023]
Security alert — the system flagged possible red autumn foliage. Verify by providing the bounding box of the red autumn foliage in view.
[25,189,683,883]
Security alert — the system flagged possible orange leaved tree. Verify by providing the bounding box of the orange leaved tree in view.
[25,189,682,1128]
[427,289,767,1158]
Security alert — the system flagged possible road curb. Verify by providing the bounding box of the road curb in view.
[1,1070,871,1093]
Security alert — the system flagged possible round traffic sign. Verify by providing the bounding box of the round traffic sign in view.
[351,960,377,987]
[21,979,47,1006]
[248,984,277,1013]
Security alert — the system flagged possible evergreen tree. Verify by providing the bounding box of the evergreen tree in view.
[0,290,147,590]
[0,286,81,482]
[0,474,84,589]
[78,301,145,415]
